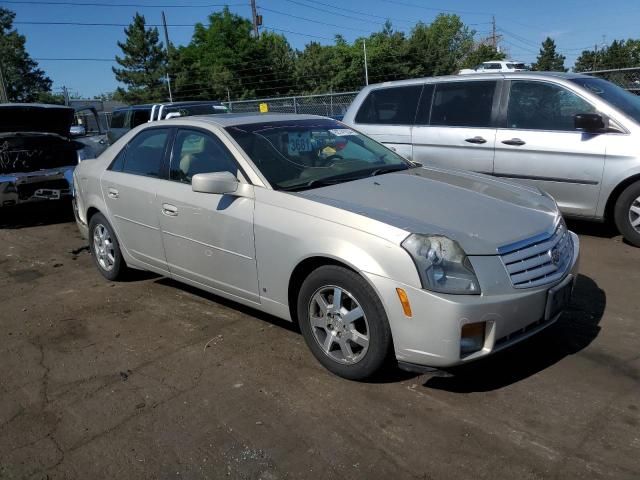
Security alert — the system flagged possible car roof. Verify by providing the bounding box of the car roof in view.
[363,71,592,89]
[113,100,226,112]
[166,112,332,128]
[0,102,73,111]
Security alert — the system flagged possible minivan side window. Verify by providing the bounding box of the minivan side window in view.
[131,109,151,128]
[170,129,238,184]
[110,110,126,129]
[122,128,169,178]
[507,81,596,131]
[354,85,422,125]
[430,81,497,128]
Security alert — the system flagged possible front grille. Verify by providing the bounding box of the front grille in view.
[499,222,573,289]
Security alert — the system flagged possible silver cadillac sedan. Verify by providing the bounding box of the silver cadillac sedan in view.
[73,113,579,380]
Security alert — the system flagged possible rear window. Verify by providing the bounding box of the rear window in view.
[131,109,151,128]
[430,81,497,128]
[355,85,422,125]
[110,110,126,129]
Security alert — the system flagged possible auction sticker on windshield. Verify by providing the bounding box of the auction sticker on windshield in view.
[288,132,312,156]
[329,128,356,137]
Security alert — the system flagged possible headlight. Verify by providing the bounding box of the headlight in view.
[402,234,481,295]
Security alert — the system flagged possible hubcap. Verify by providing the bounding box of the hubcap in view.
[308,286,370,365]
[629,196,640,233]
[93,224,115,272]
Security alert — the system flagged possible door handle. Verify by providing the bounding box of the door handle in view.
[107,188,119,199]
[162,203,178,216]
[502,138,526,146]
[465,136,487,144]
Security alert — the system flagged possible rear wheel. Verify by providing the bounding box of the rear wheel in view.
[614,181,640,247]
[88,212,127,281]
[297,265,392,380]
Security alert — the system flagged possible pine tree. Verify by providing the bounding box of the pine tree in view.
[0,7,53,102]
[532,37,567,72]
[112,13,167,104]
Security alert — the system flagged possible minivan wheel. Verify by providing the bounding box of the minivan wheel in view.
[614,181,640,247]
[88,212,127,281]
[297,265,392,380]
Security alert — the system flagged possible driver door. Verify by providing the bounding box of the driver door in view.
[157,127,259,303]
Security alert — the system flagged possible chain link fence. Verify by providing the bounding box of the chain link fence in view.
[224,91,359,119]
[583,67,640,93]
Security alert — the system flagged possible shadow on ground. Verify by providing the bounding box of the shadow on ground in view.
[423,274,606,393]
[0,200,74,229]
[566,218,619,239]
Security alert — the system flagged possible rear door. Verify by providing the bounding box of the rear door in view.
[101,127,171,273]
[349,84,423,161]
[493,79,606,217]
[411,79,500,174]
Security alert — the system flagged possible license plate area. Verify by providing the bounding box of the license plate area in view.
[545,274,573,320]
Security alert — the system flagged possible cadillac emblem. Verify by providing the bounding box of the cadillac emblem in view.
[549,247,561,265]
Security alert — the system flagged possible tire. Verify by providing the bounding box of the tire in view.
[614,181,640,247]
[297,265,392,380]
[88,212,127,281]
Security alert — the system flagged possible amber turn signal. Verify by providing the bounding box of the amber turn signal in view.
[396,288,412,317]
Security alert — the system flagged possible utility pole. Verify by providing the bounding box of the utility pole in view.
[250,0,259,37]
[162,11,174,103]
[363,39,369,86]
[0,60,8,103]
[62,86,69,106]
[491,16,497,49]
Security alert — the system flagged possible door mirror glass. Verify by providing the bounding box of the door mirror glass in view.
[192,171,238,194]
[574,113,606,132]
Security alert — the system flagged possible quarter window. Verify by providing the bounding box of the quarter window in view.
[431,81,497,128]
[122,128,169,177]
[170,129,237,184]
[354,85,422,125]
[507,81,596,131]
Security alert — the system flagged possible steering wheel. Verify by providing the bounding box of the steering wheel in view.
[323,154,345,167]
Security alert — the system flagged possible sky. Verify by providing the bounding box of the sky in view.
[5,0,640,98]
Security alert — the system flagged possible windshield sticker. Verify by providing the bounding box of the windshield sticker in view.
[329,128,356,137]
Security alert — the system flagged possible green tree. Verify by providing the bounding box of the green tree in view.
[112,13,167,104]
[461,43,506,69]
[0,7,52,102]
[406,15,475,77]
[532,37,567,72]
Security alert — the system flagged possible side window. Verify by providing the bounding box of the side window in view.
[109,148,126,171]
[170,129,238,184]
[431,81,497,128]
[110,110,126,129]
[354,85,422,125]
[131,109,151,128]
[122,128,169,177]
[507,81,596,131]
[414,84,435,125]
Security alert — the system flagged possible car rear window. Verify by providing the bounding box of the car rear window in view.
[430,81,497,128]
[354,85,422,125]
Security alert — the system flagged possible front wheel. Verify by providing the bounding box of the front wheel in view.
[297,265,392,380]
[88,212,127,281]
[614,181,640,247]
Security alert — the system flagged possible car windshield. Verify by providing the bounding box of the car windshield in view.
[225,119,411,191]
[570,77,640,124]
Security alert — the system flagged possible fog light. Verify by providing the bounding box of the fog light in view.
[460,322,486,356]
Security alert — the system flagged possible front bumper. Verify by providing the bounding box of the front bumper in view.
[0,167,75,207]
[365,232,580,368]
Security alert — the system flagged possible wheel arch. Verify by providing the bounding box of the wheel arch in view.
[604,173,640,221]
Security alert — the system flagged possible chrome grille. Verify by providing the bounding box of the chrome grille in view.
[499,222,573,289]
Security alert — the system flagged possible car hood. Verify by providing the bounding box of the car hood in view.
[0,103,75,137]
[297,166,559,255]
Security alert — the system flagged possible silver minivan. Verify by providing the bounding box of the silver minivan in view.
[343,72,640,245]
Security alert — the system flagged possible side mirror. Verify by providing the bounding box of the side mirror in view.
[70,125,86,137]
[574,113,606,133]
[192,171,239,195]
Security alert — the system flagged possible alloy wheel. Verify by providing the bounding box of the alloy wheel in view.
[308,285,370,365]
[93,224,115,272]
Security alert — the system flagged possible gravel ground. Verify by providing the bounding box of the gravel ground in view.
[0,201,638,479]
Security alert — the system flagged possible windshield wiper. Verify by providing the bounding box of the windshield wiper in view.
[279,164,412,192]
[370,164,410,176]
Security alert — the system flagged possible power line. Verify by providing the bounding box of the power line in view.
[4,0,245,7]
[380,0,491,17]
[15,20,199,26]
[279,0,415,27]
[259,7,372,33]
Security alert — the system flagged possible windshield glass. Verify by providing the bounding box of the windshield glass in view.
[226,119,411,191]
[570,77,640,124]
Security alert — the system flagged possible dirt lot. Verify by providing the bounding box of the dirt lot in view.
[0,201,638,480]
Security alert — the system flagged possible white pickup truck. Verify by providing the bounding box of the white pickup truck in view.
[459,60,529,74]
